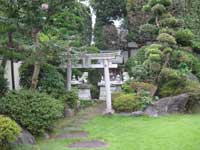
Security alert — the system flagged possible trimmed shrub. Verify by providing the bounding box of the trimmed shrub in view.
[149,54,161,61]
[175,29,194,46]
[131,81,157,96]
[139,24,158,42]
[158,68,187,97]
[20,63,65,94]
[125,47,146,74]
[149,0,172,7]
[59,90,79,109]
[157,33,177,45]
[163,47,173,54]
[160,28,176,36]
[0,116,21,149]
[0,66,8,95]
[151,4,166,16]
[0,90,64,135]
[112,94,139,112]
[130,65,149,81]
[160,17,178,28]
[192,40,200,54]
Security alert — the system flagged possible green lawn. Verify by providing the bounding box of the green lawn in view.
[38,115,200,150]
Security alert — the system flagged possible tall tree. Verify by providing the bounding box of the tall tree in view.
[17,0,74,89]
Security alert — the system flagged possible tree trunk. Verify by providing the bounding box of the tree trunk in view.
[31,29,41,90]
[8,32,15,90]
[66,48,72,91]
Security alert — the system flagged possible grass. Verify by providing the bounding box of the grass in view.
[37,114,200,150]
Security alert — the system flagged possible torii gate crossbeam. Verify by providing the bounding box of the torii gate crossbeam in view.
[62,52,119,114]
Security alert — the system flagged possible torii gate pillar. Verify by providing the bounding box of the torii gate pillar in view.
[103,59,114,114]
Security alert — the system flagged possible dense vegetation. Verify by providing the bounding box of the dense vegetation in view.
[1,0,200,149]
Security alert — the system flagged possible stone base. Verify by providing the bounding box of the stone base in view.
[78,88,91,100]
[99,86,122,101]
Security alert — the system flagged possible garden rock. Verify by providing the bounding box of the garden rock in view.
[14,129,36,145]
[132,111,144,117]
[187,73,199,82]
[144,94,189,117]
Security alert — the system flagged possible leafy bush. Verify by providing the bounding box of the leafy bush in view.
[151,4,166,16]
[131,81,157,96]
[160,17,178,28]
[163,47,173,54]
[0,90,64,135]
[130,65,149,81]
[112,94,139,112]
[157,33,177,45]
[192,40,200,54]
[175,29,194,46]
[20,63,65,94]
[0,116,21,149]
[158,68,187,97]
[160,28,176,36]
[170,50,200,79]
[59,90,79,109]
[137,90,155,110]
[139,24,158,42]
[148,0,172,7]
[125,47,146,74]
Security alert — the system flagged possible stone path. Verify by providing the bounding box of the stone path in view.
[52,102,108,149]
[68,140,108,149]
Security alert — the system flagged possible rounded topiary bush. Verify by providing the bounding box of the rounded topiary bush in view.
[0,116,21,149]
[139,24,158,42]
[151,4,166,16]
[160,17,178,28]
[112,94,139,112]
[175,29,194,46]
[157,33,177,45]
[60,90,79,109]
[0,66,8,95]
[20,63,65,94]
[0,90,64,135]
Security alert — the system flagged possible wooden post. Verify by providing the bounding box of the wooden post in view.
[103,59,113,114]
[66,48,72,91]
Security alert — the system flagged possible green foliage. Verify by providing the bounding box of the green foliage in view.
[59,90,79,110]
[0,116,21,148]
[139,24,159,42]
[93,0,127,23]
[0,90,64,135]
[170,50,200,79]
[192,40,200,54]
[20,63,65,94]
[122,80,134,93]
[112,94,139,112]
[130,65,149,81]
[125,47,146,74]
[159,28,176,36]
[158,68,187,97]
[0,66,8,95]
[131,81,157,96]
[163,47,173,54]
[160,17,179,28]
[151,4,166,16]
[148,0,172,7]
[175,29,194,46]
[157,33,177,45]
[137,90,155,110]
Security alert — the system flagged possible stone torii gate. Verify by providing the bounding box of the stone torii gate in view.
[63,52,119,114]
